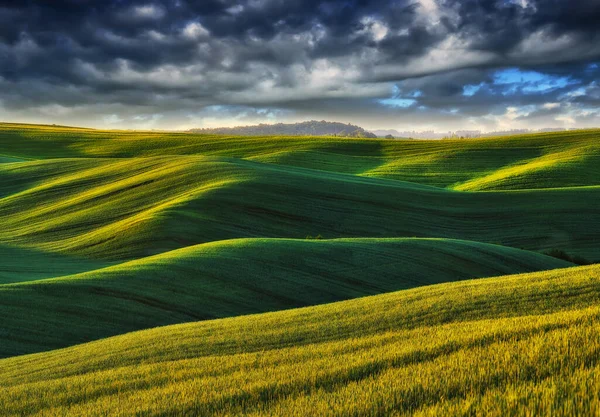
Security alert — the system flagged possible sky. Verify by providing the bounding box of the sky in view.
[0,0,599,132]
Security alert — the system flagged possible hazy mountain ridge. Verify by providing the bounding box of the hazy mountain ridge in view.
[372,127,587,139]
[190,120,377,138]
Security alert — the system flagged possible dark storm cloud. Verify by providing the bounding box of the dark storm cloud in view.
[0,0,599,130]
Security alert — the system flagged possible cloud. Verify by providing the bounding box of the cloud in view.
[182,22,210,39]
[103,114,125,125]
[132,5,165,20]
[0,0,598,130]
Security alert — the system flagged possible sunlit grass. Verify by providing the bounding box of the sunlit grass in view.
[0,237,570,357]
[1,264,599,416]
[1,122,599,190]
[2,156,599,262]
[1,123,599,415]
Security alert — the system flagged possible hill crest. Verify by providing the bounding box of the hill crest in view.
[189,120,377,138]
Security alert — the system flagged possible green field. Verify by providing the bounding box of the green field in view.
[1,264,599,416]
[1,123,599,415]
[0,238,570,357]
[1,123,599,190]
[2,156,599,260]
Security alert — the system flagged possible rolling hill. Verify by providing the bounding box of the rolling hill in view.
[1,123,599,415]
[189,120,378,138]
[1,123,599,190]
[1,156,599,261]
[0,237,570,357]
[0,245,112,285]
[1,263,598,416]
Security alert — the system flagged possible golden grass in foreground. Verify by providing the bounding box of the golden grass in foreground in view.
[1,264,599,416]
[1,123,599,416]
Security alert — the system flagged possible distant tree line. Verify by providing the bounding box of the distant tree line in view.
[189,120,377,138]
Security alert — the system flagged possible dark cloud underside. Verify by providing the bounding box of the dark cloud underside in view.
[0,0,599,130]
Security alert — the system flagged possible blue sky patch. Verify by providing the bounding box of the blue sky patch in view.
[378,98,417,108]
[463,84,484,97]
[493,68,575,94]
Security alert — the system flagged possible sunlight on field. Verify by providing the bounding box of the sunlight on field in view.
[0,124,599,416]
[1,264,599,416]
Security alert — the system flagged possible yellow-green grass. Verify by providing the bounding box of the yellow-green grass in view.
[1,122,599,415]
[0,237,571,358]
[1,264,599,416]
[1,123,599,190]
[1,156,600,261]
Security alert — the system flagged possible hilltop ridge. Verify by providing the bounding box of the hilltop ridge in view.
[189,120,377,138]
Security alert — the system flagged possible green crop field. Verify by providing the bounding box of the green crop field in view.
[1,123,599,190]
[2,264,600,416]
[0,238,571,357]
[1,123,599,416]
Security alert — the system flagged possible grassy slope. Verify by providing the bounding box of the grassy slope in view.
[1,263,599,416]
[0,245,112,284]
[1,123,599,415]
[1,123,599,190]
[0,237,571,357]
[0,155,26,163]
[1,156,599,260]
